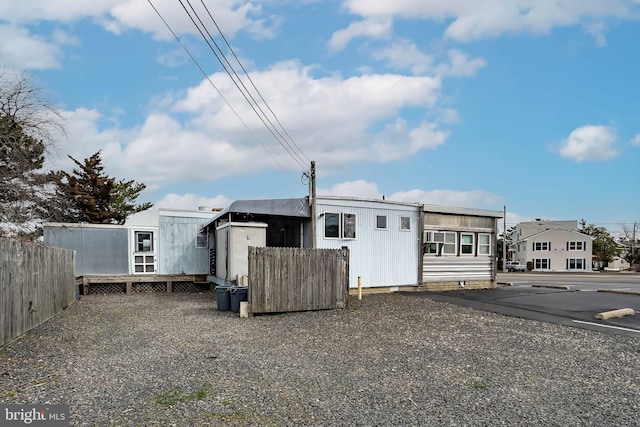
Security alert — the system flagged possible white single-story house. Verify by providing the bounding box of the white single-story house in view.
[43,208,216,276]
[204,196,503,291]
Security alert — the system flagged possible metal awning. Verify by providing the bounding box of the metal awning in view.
[202,198,310,229]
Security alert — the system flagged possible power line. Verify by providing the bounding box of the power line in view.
[146,0,304,186]
[197,0,311,165]
[178,0,309,170]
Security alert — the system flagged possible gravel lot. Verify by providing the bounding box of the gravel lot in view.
[1,290,640,426]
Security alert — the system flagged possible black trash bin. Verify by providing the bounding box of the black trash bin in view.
[215,285,231,311]
[230,286,248,313]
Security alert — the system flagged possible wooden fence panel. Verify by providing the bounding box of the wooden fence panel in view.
[0,239,76,347]
[248,246,349,314]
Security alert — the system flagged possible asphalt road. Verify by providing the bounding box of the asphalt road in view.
[404,272,640,339]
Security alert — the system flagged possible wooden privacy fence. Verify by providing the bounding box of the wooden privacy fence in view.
[248,246,349,314]
[0,239,76,347]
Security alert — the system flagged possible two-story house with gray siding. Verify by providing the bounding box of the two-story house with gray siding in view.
[511,220,594,272]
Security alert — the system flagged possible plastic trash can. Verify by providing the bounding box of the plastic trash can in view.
[215,285,231,311]
[230,286,248,313]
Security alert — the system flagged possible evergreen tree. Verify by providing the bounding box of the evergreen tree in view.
[110,179,153,225]
[53,151,153,224]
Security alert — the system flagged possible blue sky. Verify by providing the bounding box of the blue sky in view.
[1,0,639,234]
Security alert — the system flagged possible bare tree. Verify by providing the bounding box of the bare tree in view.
[0,69,65,239]
[620,222,640,270]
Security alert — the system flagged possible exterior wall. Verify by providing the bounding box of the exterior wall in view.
[44,224,129,276]
[215,222,267,282]
[421,212,498,289]
[513,226,593,272]
[158,214,210,275]
[315,198,420,289]
[44,209,215,277]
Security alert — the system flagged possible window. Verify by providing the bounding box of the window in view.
[196,226,208,248]
[534,258,550,270]
[567,241,585,251]
[461,233,474,255]
[324,213,340,238]
[567,258,585,270]
[424,231,457,256]
[376,215,387,230]
[533,241,550,251]
[343,213,356,239]
[478,234,491,255]
[400,216,411,231]
[324,212,356,239]
[135,231,153,252]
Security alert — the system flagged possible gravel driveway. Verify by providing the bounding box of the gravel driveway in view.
[1,291,639,426]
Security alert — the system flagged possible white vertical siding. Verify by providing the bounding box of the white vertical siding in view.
[315,199,420,288]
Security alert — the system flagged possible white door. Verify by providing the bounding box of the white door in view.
[133,230,156,274]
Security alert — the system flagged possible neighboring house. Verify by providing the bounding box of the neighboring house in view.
[604,256,630,271]
[204,196,503,291]
[511,220,594,272]
[44,208,216,276]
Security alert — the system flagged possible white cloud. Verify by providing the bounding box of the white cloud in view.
[440,50,487,77]
[0,24,63,69]
[342,0,634,42]
[318,180,382,199]
[155,193,232,210]
[631,134,640,146]
[557,125,619,162]
[371,38,435,75]
[388,189,503,209]
[372,41,485,80]
[328,17,392,51]
[584,22,608,47]
[317,181,504,213]
[48,61,449,187]
[0,0,275,42]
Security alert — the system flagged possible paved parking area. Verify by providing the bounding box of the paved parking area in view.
[404,285,640,338]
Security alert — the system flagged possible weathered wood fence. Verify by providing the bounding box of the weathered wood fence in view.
[0,239,76,347]
[248,246,349,314]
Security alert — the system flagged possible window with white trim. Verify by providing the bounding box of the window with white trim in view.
[534,258,550,270]
[567,241,585,251]
[478,233,491,255]
[400,216,411,231]
[461,233,474,255]
[324,212,357,239]
[567,258,586,270]
[423,231,457,256]
[533,241,550,251]
[343,213,356,239]
[376,215,387,230]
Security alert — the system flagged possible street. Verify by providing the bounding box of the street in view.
[498,271,640,292]
[405,272,640,338]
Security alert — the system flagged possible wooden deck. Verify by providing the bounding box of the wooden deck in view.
[77,275,210,295]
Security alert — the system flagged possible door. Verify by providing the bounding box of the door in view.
[133,230,156,274]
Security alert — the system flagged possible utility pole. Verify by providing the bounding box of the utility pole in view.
[310,161,317,248]
[503,205,507,272]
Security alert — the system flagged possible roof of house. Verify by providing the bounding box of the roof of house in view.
[515,226,595,243]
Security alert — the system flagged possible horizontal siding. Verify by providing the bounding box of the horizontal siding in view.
[422,256,493,282]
